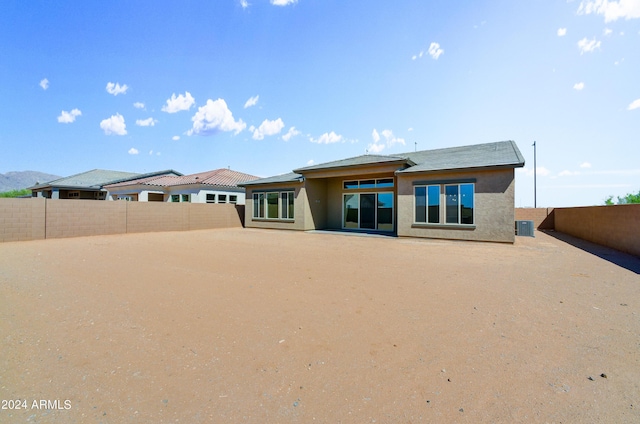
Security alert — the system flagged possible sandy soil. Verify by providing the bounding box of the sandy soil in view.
[0,228,639,423]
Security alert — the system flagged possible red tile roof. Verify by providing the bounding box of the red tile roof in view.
[105,169,259,189]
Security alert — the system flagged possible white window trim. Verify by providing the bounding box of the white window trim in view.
[253,191,294,220]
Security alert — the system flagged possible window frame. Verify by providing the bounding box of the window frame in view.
[413,182,474,226]
[252,190,294,221]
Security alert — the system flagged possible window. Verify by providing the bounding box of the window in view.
[414,183,473,225]
[206,194,216,203]
[266,193,279,218]
[171,195,180,202]
[343,178,395,189]
[253,193,265,218]
[68,191,80,199]
[414,185,440,224]
[182,194,190,203]
[280,192,294,219]
[229,195,238,204]
[218,194,227,204]
[253,191,294,220]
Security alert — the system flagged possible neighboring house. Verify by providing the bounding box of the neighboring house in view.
[104,168,260,205]
[240,140,525,243]
[29,169,181,200]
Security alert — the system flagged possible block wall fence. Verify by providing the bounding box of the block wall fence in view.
[1,200,637,257]
[0,198,244,243]
[516,206,639,257]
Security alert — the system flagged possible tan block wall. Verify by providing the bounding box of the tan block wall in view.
[554,204,640,257]
[126,202,189,233]
[0,198,46,242]
[188,204,243,230]
[397,169,516,243]
[0,199,244,243]
[515,208,555,229]
[46,200,127,239]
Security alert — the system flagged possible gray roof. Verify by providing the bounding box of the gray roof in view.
[293,154,413,173]
[396,140,525,174]
[239,172,304,187]
[29,169,182,190]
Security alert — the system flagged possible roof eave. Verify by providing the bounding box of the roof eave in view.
[396,162,525,175]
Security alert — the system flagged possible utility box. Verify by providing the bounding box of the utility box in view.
[515,220,535,237]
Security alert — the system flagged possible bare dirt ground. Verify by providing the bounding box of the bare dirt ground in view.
[1,228,639,423]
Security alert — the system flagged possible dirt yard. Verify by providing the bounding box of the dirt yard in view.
[1,228,638,423]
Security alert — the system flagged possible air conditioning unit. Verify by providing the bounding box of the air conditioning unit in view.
[515,220,535,237]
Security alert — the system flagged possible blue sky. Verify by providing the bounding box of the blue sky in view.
[1,0,638,207]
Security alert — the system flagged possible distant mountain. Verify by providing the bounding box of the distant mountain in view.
[0,171,62,192]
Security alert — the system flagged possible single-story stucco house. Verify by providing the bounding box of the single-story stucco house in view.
[104,168,260,205]
[29,169,181,200]
[239,140,525,243]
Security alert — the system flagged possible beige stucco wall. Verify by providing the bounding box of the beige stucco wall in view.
[554,204,640,257]
[397,169,516,243]
[244,182,307,231]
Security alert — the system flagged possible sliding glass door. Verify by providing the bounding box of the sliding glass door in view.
[342,192,394,231]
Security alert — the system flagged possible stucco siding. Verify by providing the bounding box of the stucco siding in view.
[397,169,515,243]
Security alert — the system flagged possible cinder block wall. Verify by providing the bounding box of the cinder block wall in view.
[188,203,243,230]
[0,199,244,242]
[554,204,640,257]
[515,208,555,229]
[126,202,189,233]
[46,199,127,239]
[0,198,46,242]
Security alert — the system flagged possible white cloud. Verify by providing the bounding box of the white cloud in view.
[240,0,249,8]
[310,131,343,144]
[577,37,602,54]
[244,95,259,108]
[408,127,414,132]
[372,129,381,143]
[367,128,406,154]
[282,126,301,141]
[149,150,153,155]
[40,78,49,90]
[128,148,139,155]
[106,82,129,96]
[252,118,285,140]
[517,166,552,177]
[428,42,444,60]
[306,159,314,166]
[136,117,158,127]
[573,82,585,90]
[367,142,386,153]
[577,0,640,22]
[172,135,180,141]
[557,28,567,36]
[57,108,82,123]
[162,92,195,113]
[603,27,613,35]
[271,0,297,5]
[133,102,145,109]
[627,98,640,110]
[100,113,127,136]
[580,162,592,168]
[187,98,246,136]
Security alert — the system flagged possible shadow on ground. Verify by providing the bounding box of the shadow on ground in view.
[542,230,640,274]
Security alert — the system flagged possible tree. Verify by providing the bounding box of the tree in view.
[604,190,640,205]
[0,189,31,198]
